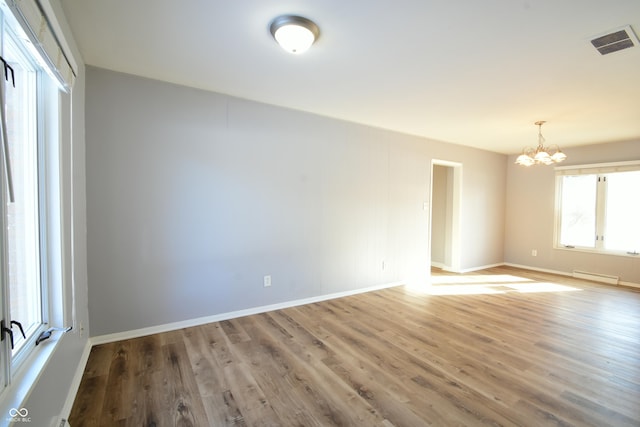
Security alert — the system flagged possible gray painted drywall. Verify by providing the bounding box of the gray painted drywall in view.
[86,66,507,336]
[505,140,640,283]
[16,1,90,425]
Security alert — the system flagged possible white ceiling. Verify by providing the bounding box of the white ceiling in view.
[59,0,640,154]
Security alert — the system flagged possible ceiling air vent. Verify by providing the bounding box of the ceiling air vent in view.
[591,25,638,55]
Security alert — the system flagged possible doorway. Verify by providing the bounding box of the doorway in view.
[430,160,462,272]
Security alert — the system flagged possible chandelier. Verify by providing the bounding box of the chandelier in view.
[515,121,567,166]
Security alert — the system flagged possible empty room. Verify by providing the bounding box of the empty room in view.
[0,1,639,426]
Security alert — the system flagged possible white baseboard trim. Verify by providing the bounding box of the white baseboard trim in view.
[434,263,505,274]
[58,339,92,422]
[455,263,505,274]
[619,280,640,289]
[504,263,640,288]
[503,263,573,277]
[90,281,405,346]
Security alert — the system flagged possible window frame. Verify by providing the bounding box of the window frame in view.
[4,22,48,367]
[0,6,63,397]
[554,160,640,257]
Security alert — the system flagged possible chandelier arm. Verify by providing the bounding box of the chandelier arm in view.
[515,121,567,166]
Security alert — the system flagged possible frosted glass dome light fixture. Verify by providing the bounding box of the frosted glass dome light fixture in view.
[270,15,320,54]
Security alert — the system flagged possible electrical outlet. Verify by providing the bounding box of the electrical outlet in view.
[264,275,272,287]
[531,249,537,256]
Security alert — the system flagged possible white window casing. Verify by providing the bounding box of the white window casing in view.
[2,0,75,91]
[555,160,640,257]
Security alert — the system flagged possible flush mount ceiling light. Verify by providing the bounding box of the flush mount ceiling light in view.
[515,121,567,167]
[270,15,319,54]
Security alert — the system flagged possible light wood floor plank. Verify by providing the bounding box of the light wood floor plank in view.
[70,267,640,426]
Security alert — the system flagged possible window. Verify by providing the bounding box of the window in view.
[4,27,45,359]
[0,10,62,394]
[555,162,640,256]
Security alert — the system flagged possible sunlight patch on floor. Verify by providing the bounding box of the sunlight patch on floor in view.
[407,275,582,295]
[423,284,506,295]
[430,274,532,285]
[505,282,581,293]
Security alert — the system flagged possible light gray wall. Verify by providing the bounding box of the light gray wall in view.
[20,1,90,424]
[86,67,507,336]
[505,140,640,283]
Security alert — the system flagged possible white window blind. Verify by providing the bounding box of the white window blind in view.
[3,0,75,90]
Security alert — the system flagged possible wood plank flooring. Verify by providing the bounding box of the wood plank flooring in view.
[69,266,640,426]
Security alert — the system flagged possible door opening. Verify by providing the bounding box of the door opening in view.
[430,160,462,272]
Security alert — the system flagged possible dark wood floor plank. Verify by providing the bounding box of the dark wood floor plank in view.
[99,341,135,426]
[67,375,107,427]
[159,340,210,426]
[251,312,392,426]
[231,314,362,426]
[70,267,640,426]
[182,325,246,425]
[320,299,522,426]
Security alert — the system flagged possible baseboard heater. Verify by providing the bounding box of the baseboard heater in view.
[572,270,619,285]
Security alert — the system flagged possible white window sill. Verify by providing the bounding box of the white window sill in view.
[554,245,640,258]
[0,334,62,427]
